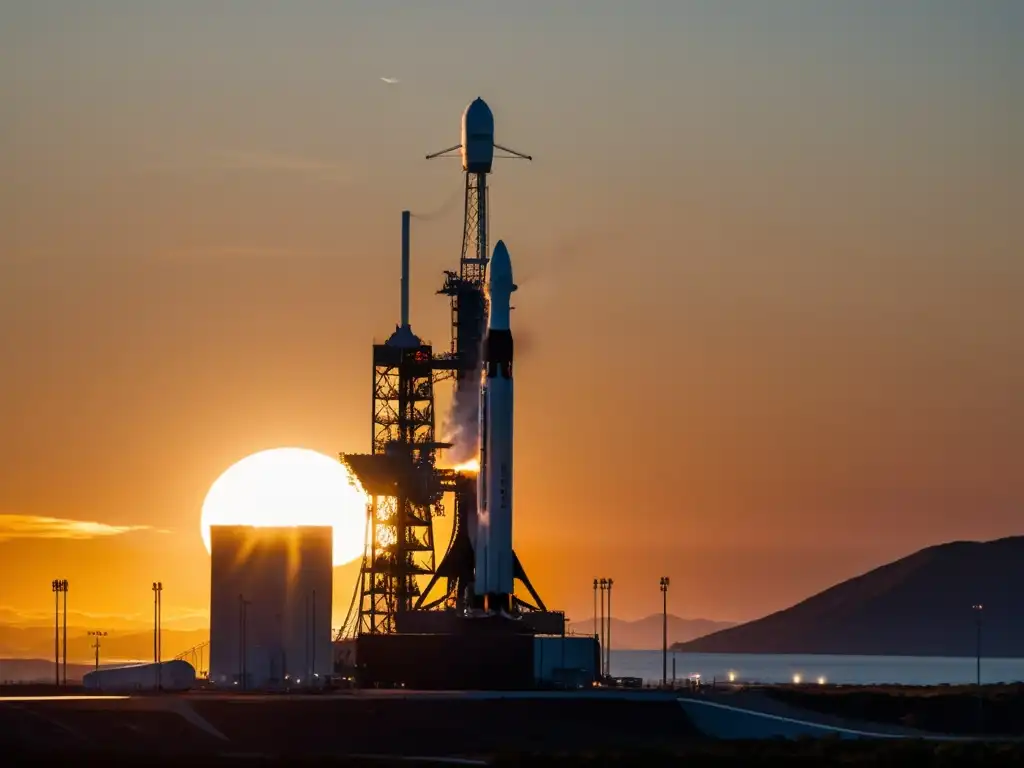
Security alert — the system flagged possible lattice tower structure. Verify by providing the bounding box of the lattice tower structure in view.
[357,341,442,634]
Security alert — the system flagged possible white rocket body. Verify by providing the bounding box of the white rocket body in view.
[474,240,516,614]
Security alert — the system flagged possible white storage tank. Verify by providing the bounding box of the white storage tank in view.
[82,660,196,692]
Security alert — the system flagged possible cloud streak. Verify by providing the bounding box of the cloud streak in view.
[0,515,155,542]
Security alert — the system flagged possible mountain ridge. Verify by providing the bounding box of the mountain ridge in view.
[673,536,1024,657]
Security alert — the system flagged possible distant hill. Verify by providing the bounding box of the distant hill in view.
[0,625,207,665]
[0,658,99,684]
[673,537,1024,657]
[569,614,733,650]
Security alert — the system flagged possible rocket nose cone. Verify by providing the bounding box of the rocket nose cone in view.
[490,240,513,284]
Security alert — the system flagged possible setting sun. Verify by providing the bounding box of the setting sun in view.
[200,447,368,566]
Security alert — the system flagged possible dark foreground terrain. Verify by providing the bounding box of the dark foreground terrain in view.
[764,683,1024,736]
[0,692,700,758]
[5,688,1024,765]
[7,743,1024,766]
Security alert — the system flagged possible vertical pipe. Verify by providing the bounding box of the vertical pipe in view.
[54,585,59,687]
[238,594,243,687]
[157,588,162,690]
[242,600,247,691]
[401,210,411,327]
[606,581,612,680]
[62,585,67,687]
[977,610,983,732]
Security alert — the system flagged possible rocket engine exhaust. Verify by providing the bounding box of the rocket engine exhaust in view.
[441,376,481,464]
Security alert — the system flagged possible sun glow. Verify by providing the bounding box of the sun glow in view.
[200,447,368,566]
[451,458,480,474]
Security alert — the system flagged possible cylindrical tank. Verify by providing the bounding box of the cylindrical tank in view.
[82,659,196,692]
[461,98,494,174]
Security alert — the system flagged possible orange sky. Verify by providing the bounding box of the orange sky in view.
[1,3,1022,651]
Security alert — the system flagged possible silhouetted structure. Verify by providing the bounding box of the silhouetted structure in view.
[676,537,1024,657]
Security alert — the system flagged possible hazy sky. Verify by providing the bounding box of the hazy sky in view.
[1,1,1022,642]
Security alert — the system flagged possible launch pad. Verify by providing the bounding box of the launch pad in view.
[333,99,598,689]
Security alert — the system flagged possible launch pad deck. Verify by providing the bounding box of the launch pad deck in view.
[350,629,599,690]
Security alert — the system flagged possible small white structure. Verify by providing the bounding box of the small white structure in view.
[83,659,196,692]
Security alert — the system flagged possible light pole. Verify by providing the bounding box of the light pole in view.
[605,578,613,679]
[152,582,163,690]
[62,580,69,686]
[973,603,984,732]
[598,578,607,677]
[592,579,598,642]
[88,631,107,672]
[660,577,670,688]
[52,579,70,686]
[51,580,65,687]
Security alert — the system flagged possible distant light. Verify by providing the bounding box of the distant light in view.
[728,671,737,683]
[817,676,827,685]
[792,673,802,684]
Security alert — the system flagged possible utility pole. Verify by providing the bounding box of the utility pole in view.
[660,577,670,688]
[88,631,107,672]
[152,582,163,690]
[592,579,598,642]
[311,588,317,682]
[598,578,607,677]
[973,603,984,733]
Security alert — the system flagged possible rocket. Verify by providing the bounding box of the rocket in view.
[474,240,516,615]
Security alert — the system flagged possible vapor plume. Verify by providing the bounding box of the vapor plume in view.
[410,183,464,222]
[441,370,481,464]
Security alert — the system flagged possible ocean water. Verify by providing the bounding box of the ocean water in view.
[610,650,1024,686]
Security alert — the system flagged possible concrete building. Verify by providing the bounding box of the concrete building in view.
[209,525,333,688]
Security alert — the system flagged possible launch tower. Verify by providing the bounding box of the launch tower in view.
[344,213,446,635]
[419,99,545,614]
